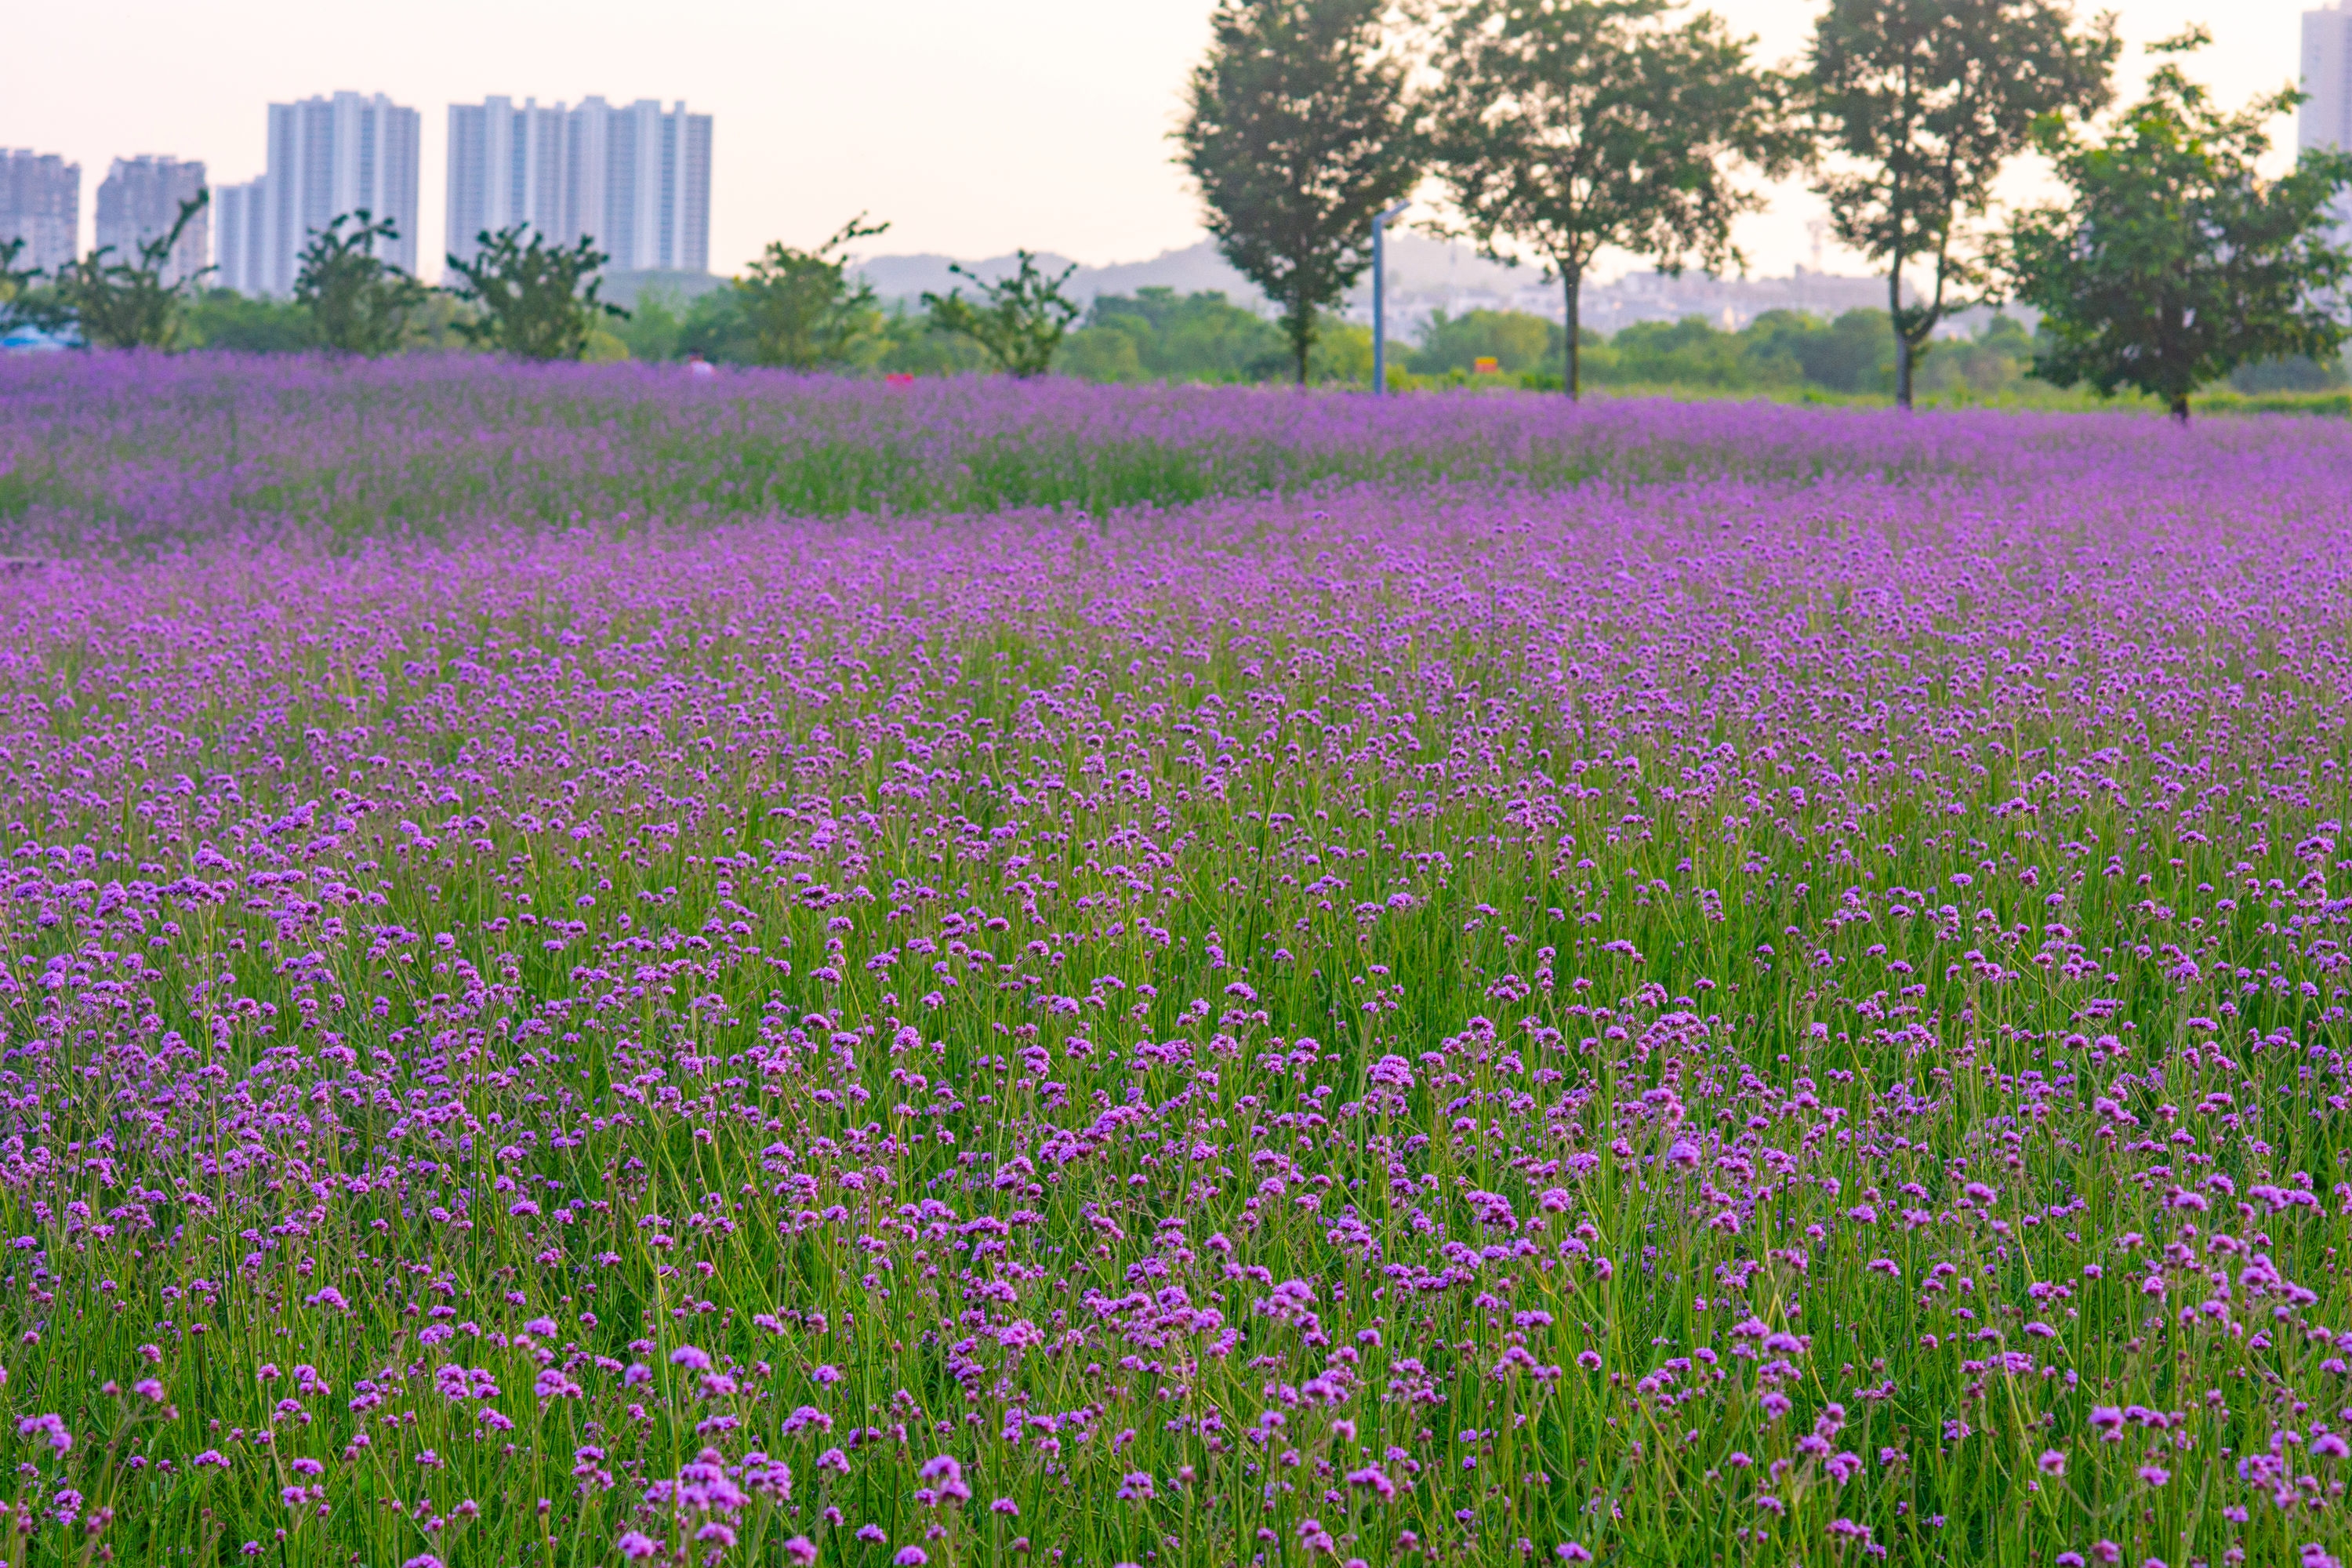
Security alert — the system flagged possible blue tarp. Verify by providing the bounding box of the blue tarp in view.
[0,325,72,352]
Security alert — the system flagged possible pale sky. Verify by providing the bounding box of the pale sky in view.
[6,0,2328,286]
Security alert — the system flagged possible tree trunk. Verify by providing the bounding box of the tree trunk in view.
[1889,266,1912,411]
[1293,281,1312,387]
[1564,267,1581,402]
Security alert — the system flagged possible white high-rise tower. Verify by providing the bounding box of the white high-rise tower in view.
[445,96,710,275]
[446,97,570,267]
[2307,2,2352,248]
[215,92,419,296]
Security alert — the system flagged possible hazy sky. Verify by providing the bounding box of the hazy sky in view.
[7,0,2329,285]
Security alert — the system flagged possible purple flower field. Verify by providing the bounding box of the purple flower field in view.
[3,356,2352,1568]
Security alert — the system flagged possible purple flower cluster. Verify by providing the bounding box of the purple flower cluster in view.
[1,356,2350,1567]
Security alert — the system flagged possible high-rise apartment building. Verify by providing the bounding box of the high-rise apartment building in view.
[96,156,209,285]
[446,96,710,274]
[215,92,419,296]
[2307,2,2352,245]
[0,150,80,276]
[447,97,569,262]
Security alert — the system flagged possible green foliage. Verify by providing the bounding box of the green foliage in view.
[1808,0,2119,407]
[2196,385,2352,416]
[1429,0,1804,397]
[1526,307,2034,399]
[443,226,629,361]
[617,287,686,363]
[1409,307,1560,376]
[1733,307,1895,392]
[294,210,429,358]
[1058,288,1290,383]
[401,291,481,356]
[1599,313,1780,387]
[0,237,42,332]
[46,191,213,350]
[873,302,993,376]
[1307,314,1378,383]
[2227,351,2350,395]
[183,289,314,354]
[924,250,1082,378]
[735,215,889,368]
[2005,30,2352,423]
[675,287,759,365]
[1178,0,1423,384]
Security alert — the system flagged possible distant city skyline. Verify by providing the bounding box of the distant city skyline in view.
[0,0,2334,289]
[96,155,209,285]
[214,93,419,296]
[0,150,79,276]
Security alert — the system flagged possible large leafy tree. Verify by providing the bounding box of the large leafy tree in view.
[1178,0,1422,384]
[2007,29,2352,423]
[1430,0,1803,399]
[296,210,428,357]
[735,215,890,369]
[48,191,212,350]
[444,226,627,361]
[924,252,1083,378]
[1808,0,2118,407]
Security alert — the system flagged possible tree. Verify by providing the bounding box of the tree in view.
[185,289,314,354]
[0,238,42,332]
[1430,0,1803,398]
[48,191,212,350]
[2005,29,2352,422]
[1807,0,2118,407]
[1063,287,1290,383]
[1178,0,1422,383]
[295,210,428,356]
[923,252,1082,378]
[735,215,890,369]
[444,226,627,361]
[1408,307,1556,376]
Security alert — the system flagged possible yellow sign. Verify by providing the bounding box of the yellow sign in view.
[1472,357,1500,374]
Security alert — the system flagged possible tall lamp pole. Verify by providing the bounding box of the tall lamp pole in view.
[1371,200,1410,396]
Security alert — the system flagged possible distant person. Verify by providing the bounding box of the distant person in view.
[687,350,716,379]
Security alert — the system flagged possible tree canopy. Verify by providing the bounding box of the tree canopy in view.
[1429,0,1802,397]
[296,210,428,357]
[445,227,628,361]
[924,252,1083,378]
[1177,0,1423,384]
[2005,28,2352,420]
[1808,0,2118,407]
[734,216,890,369]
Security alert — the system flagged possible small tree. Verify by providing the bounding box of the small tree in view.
[1808,0,2118,408]
[444,226,627,361]
[923,252,1082,378]
[2006,29,2352,422]
[735,214,890,369]
[296,210,428,356]
[0,237,43,332]
[1178,0,1423,383]
[1431,0,1804,399]
[49,191,212,350]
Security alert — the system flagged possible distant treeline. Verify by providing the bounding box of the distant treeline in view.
[174,282,2348,403]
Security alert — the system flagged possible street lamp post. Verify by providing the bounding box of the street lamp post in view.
[1371,200,1410,396]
